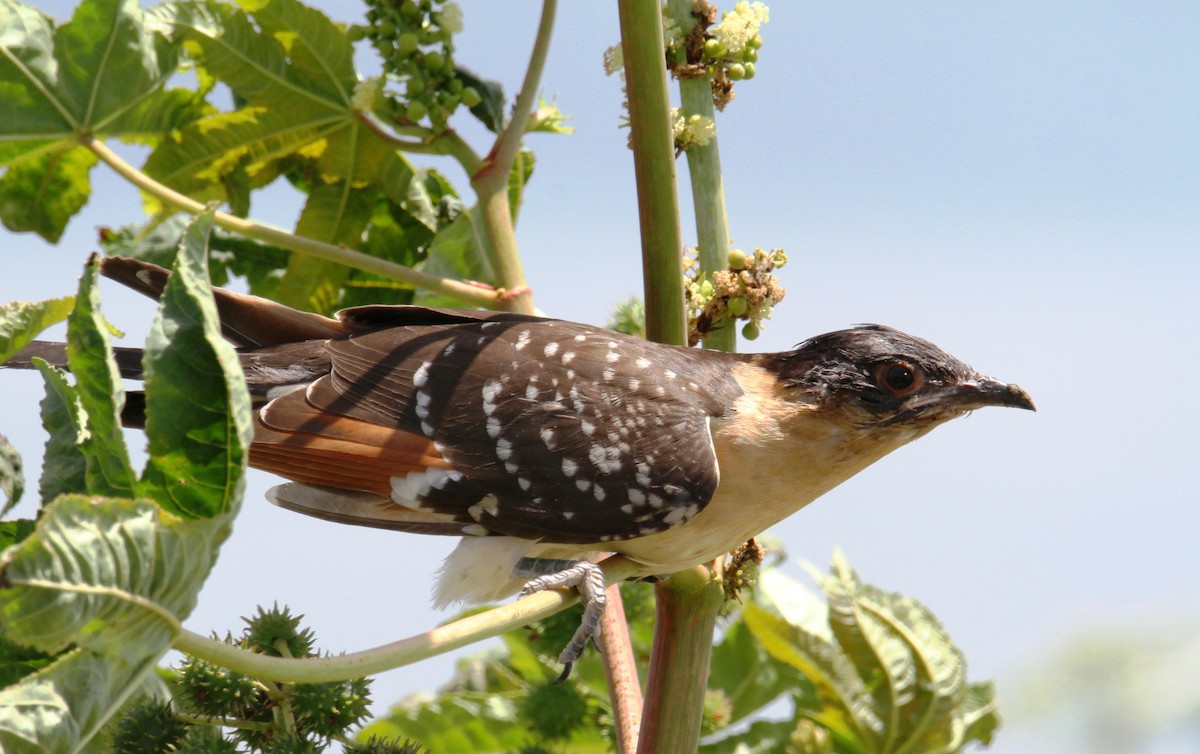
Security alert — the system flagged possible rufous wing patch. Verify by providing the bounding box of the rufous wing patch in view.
[253,389,449,496]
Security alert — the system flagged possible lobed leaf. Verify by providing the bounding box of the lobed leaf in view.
[742,601,882,748]
[33,361,89,504]
[0,146,97,242]
[0,295,73,369]
[0,0,188,238]
[65,257,136,499]
[0,436,23,515]
[138,207,253,518]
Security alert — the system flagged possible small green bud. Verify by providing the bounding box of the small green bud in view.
[448,77,464,94]
[345,25,367,43]
[747,33,764,49]
[438,92,460,111]
[699,279,715,299]
[742,321,761,340]
[396,31,419,55]
[728,248,747,270]
[461,86,482,108]
[727,296,748,316]
[424,50,445,71]
[406,73,425,96]
[727,63,746,80]
[405,99,427,121]
[743,62,756,79]
[742,47,758,63]
[419,26,441,45]
[377,20,396,37]
[399,2,420,20]
[703,39,726,59]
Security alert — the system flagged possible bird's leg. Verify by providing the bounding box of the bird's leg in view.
[514,557,607,682]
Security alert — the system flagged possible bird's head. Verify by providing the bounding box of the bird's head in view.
[761,324,1035,445]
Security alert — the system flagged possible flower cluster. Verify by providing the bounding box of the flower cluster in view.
[685,245,787,345]
[672,108,717,149]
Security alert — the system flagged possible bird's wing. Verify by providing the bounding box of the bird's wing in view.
[253,316,741,544]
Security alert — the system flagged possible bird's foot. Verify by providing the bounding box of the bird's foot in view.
[515,558,607,683]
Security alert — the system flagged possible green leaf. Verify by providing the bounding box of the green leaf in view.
[742,601,881,750]
[0,296,73,369]
[273,180,375,314]
[138,208,253,518]
[0,496,227,752]
[0,146,97,242]
[507,148,534,223]
[359,695,527,751]
[0,435,23,514]
[817,550,972,753]
[455,66,507,133]
[710,617,811,725]
[146,0,413,204]
[698,718,802,754]
[413,205,493,309]
[959,681,1000,748]
[34,360,90,504]
[0,0,189,237]
[65,257,136,499]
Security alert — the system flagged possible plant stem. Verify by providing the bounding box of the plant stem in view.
[667,0,737,353]
[172,556,641,684]
[618,0,686,347]
[468,0,558,314]
[636,565,724,754]
[599,583,643,753]
[82,136,500,309]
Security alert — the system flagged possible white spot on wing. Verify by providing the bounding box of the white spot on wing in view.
[413,361,432,387]
[605,351,619,363]
[515,330,532,350]
[636,357,651,368]
[562,458,578,477]
[496,437,513,460]
[541,427,557,449]
[544,341,560,357]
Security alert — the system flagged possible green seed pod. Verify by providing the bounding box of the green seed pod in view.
[703,39,726,59]
[743,47,758,63]
[747,33,764,49]
[727,63,746,80]
[461,86,482,108]
[743,62,756,79]
[406,99,428,121]
[742,321,761,340]
[727,296,748,316]
[396,31,419,55]
[728,248,747,270]
[424,50,445,71]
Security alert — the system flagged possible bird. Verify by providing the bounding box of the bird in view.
[8,256,1035,676]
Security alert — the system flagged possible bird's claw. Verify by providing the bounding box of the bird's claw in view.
[517,560,607,681]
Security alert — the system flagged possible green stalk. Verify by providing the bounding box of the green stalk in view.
[617,2,724,749]
[668,0,736,352]
[84,136,500,309]
[173,556,642,684]
[636,565,724,754]
[468,0,559,314]
[618,0,686,347]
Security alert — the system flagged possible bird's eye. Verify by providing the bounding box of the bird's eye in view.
[874,361,922,396]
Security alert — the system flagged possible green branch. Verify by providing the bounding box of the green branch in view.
[173,556,641,684]
[467,0,558,314]
[83,136,501,309]
[618,0,686,346]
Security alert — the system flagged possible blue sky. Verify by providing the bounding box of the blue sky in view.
[4,2,1198,750]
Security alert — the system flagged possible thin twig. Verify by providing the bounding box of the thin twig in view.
[82,136,501,309]
[172,556,642,684]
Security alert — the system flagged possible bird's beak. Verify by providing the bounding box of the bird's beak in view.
[952,377,1036,412]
